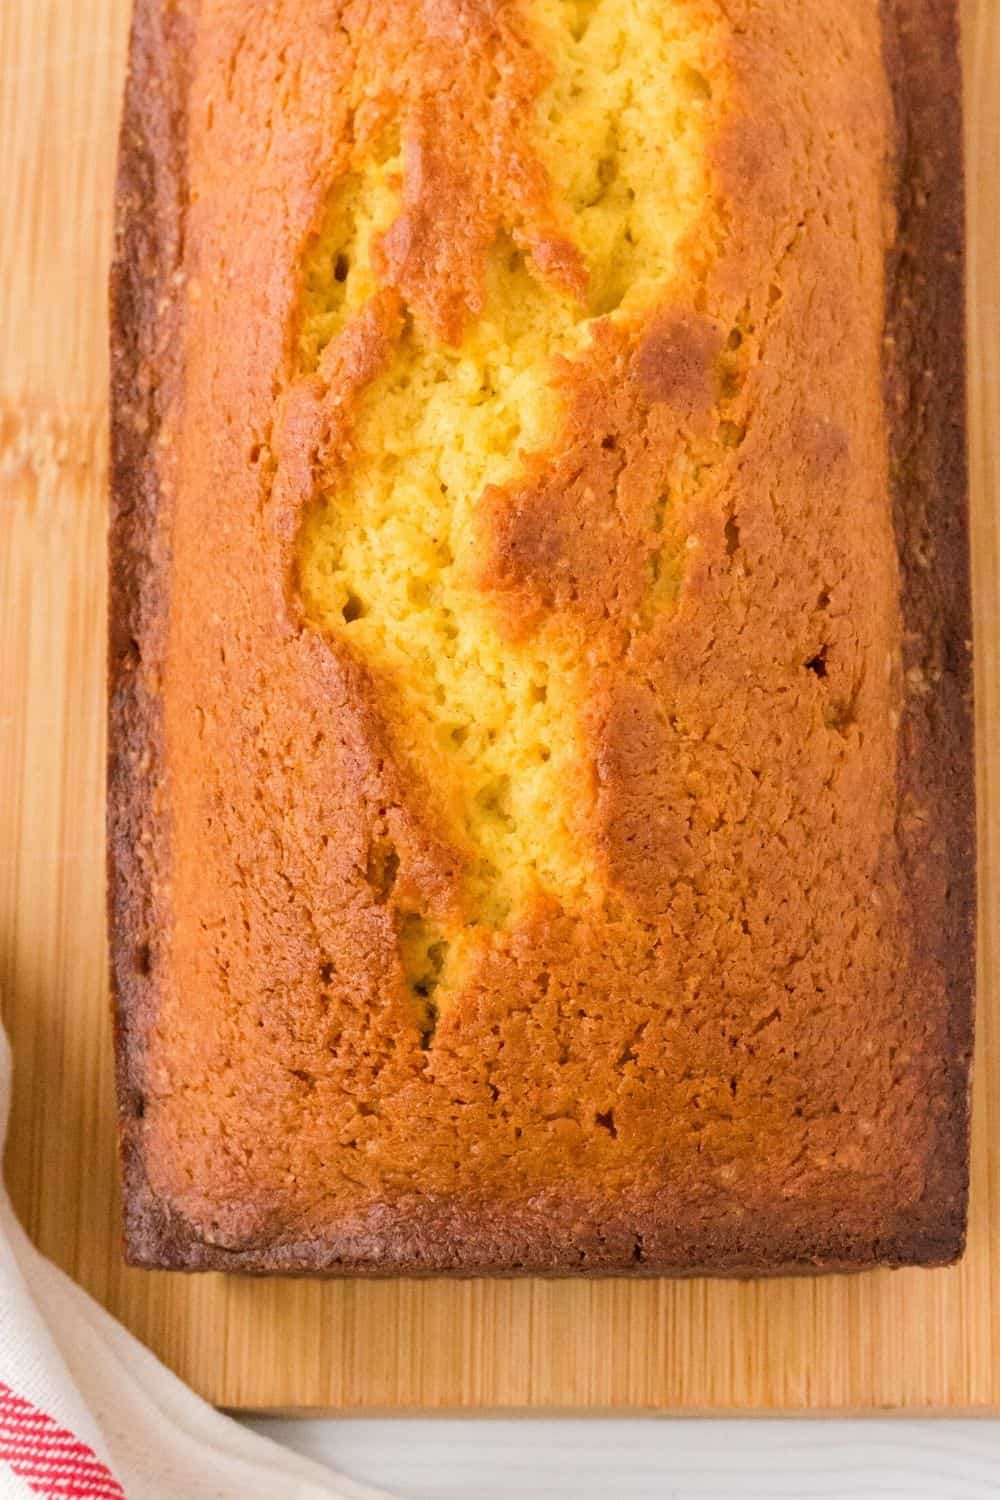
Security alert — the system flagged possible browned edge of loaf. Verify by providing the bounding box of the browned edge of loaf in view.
[879,0,975,1266]
[107,0,975,1276]
[108,0,191,1267]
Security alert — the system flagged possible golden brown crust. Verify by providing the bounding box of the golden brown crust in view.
[110,0,973,1274]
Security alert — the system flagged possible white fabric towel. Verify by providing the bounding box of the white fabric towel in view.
[0,1027,390,1500]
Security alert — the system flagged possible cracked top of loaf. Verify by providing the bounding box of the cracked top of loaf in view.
[109,0,973,1273]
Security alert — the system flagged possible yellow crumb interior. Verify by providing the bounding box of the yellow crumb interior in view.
[296,0,716,1000]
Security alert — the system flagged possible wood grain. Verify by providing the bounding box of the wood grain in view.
[0,0,996,1413]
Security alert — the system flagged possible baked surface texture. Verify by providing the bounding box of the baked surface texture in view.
[109,0,973,1274]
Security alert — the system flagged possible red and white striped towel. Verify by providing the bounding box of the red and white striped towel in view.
[0,1028,388,1500]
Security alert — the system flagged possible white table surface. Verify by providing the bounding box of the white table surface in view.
[245,1418,1000,1499]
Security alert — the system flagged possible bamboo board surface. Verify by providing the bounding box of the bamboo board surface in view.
[0,0,997,1414]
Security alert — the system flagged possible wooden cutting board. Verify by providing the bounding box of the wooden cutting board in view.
[1,0,997,1414]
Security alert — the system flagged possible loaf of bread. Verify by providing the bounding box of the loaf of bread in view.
[110,0,974,1273]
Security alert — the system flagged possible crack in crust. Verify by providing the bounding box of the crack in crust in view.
[279,0,725,1022]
